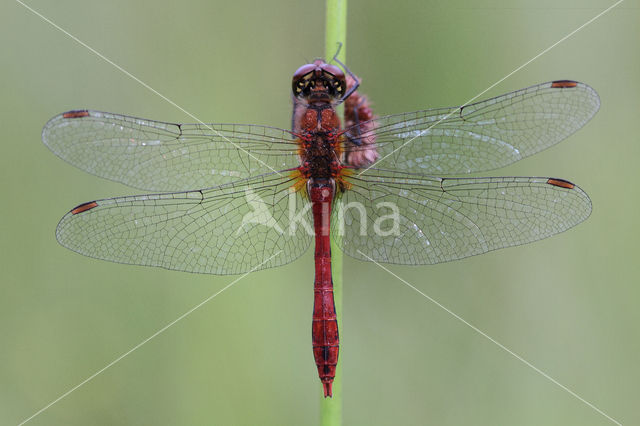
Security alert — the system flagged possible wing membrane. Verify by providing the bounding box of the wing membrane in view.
[347,81,599,174]
[43,110,300,192]
[56,173,312,274]
[334,169,591,264]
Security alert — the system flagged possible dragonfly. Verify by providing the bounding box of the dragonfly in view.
[42,53,599,397]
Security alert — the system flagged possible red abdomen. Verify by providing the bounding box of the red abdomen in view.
[310,181,338,397]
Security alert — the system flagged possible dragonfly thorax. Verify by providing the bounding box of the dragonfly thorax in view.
[296,103,343,180]
[300,137,340,179]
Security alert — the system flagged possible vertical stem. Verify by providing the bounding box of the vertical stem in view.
[323,1,346,425]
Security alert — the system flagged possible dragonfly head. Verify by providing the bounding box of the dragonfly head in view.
[292,60,346,102]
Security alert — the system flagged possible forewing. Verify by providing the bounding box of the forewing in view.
[42,110,300,192]
[333,169,591,264]
[346,81,599,174]
[56,173,312,274]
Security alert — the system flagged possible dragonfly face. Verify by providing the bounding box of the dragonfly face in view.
[292,60,346,102]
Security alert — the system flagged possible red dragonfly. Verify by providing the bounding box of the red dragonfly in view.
[42,54,598,397]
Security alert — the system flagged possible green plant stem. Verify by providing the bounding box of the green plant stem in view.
[322,1,346,425]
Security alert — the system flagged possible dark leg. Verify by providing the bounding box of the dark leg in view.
[345,97,368,146]
[291,93,298,132]
[330,42,360,105]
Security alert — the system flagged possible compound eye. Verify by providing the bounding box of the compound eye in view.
[292,63,317,95]
[292,63,316,81]
[322,64,345,79]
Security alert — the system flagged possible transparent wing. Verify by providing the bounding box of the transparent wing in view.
[346,81,599,174]
[333,169,591,264]
[56,173,312,274]
[42,110,300,192]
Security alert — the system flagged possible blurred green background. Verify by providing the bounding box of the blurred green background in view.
[1,0,638,424]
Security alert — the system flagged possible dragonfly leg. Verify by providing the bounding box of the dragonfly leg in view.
[330,42,360,105]
[344,96,368,146]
